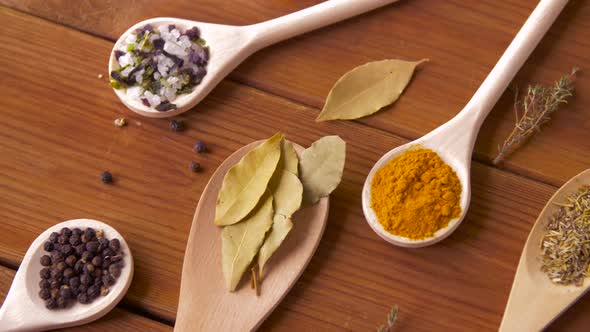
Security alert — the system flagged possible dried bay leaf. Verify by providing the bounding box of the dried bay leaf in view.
[316,59,428,122]
[299,136,346,204]
[282,140,298,175]
[258,215,293,276]
[215,133,282,226]
[222,193,274,291]
[258,170,303,275]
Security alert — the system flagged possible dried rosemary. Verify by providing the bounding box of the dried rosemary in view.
[377,305,399,332]
[540,186,590,286]
[494,68,578,164]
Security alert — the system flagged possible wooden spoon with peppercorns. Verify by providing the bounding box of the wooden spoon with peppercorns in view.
[0,219,133,332]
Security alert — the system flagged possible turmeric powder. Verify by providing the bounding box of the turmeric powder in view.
[371,148,462,240]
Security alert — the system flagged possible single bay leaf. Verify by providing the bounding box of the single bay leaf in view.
[215,133,282,226]
[222,193,274,291]
[258,215,293,277]
[282,140,298,175]
[299,136,346,204]
[258,170,303,275]
[316,59,428,122]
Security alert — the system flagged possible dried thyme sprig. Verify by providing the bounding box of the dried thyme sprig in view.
[493,68,579,164]
[377,305,399,332]
[540,186,590,286]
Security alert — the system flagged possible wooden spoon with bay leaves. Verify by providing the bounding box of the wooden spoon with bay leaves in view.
[500,168,590,331]
[174,141,329,332]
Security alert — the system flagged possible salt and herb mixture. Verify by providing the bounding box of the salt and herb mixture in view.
[110,24,209,112]
[540,186,590,286]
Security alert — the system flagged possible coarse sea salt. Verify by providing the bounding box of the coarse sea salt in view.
[110,23,209,112]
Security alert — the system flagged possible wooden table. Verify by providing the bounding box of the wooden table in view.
[0,1,588,330]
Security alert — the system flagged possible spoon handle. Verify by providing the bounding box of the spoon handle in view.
[248,0,399,49]
[459,0,569,131]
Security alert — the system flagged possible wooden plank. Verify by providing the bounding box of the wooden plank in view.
[2,1,589,187]
[0,265,172,331]
[0,7,589,331]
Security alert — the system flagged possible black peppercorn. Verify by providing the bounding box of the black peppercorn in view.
[49,232,59,243]
[69,277,81,289]
[60,227,72,237]
[43,241,54,252]
[98,238,109,251]
[69,235,81,246]
[109,264,122,278]
[75,244,85,256]
[101,171,113,184]
[74,260,85,273]
[91,256,102,267]
[102,248,114,258]
[77,293,89,304]
[56,261,67,272]
[80,274,93,286]
[78,284,88,294]
[81,251,93,263]
[63,267,75,278]
[57,297,67,308]
[110,254,122,263]
[40,267,51,279]
[190,161,202,172]
[81,234,90,244]
[50,269,62,280]
[51,250,64,263]
[38,288,51,301]
[85,228,96,239]
[170,119,184,132]
[72,228,82,236]
[45,298,57,309]
[102,257,112,268]
[65,255,77,267]
[102,275,115,286]
[58,235,69,245]
[87,285,100,299]
[108,239,121,252]
[50,288,60,299]
[60,285,72,299]
[40,255,51,266]
[194,140,207,153]
[61,244,73,256]
[84,263,95,274]
[39,279,50,289]
[86,241,99,253]
[93,269,102,278]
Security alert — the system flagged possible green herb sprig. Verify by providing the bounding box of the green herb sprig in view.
[494,68,578,164]
[377,305,399,332]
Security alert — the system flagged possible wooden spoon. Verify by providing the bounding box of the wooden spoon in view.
[361,0,569,248]
[109,0,399,118]
[499,169,590,331]
[0,219,134,332]
[175,141,329,331]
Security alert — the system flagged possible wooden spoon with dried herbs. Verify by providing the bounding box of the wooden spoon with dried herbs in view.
[500,168,590,332]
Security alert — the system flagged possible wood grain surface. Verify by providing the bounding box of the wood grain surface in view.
[0,1,589,331]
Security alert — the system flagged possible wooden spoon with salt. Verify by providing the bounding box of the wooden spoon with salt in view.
[110,0,399,118]
[174,141,329,331]
[499,168,590,331]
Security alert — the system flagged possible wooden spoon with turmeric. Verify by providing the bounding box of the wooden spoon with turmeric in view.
[362,0,569,247]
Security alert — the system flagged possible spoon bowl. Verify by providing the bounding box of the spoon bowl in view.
[362,0,568,247]
[175,140,329,331]
[109,0,399,118]
[499,168,590,331]
[362,139,472,248]
[0,219,134,332]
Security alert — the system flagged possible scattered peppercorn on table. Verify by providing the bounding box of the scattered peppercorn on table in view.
[1,1,590,331]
